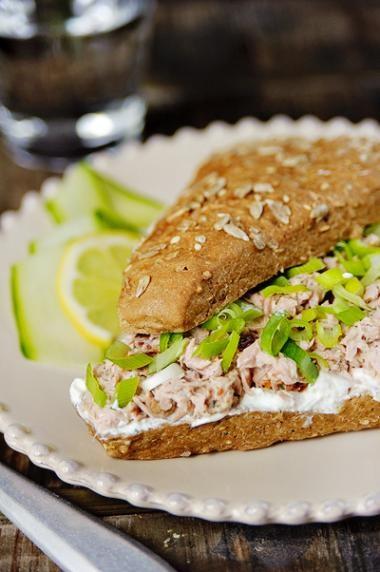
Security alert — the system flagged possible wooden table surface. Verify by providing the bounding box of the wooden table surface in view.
[1,1,380,570]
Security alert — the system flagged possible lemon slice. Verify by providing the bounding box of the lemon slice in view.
[57,232,139,347]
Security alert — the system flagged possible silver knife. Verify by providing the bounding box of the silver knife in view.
[0,462,175,572]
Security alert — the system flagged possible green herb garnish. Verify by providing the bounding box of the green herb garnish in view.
[221,330,240,373]
[86,363,107,407]
[105,340,152,370]
[316,320,342,348]
[148,337,187,374]
[282,340,319,383]
[115,376,139,408]
[287,257,325,277]
[260,312,290,356]
[260,284,309,298]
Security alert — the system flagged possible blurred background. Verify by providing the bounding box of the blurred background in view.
[146,0,380,132]
[1,0,379,208]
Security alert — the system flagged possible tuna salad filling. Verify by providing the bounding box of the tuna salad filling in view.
[72,226,380,435]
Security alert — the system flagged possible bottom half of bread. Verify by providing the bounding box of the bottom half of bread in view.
[89,396,380,460]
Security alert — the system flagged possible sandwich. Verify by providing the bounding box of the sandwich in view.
[70,136,380,460]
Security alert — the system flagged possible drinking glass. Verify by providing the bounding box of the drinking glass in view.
[0,0,155,166]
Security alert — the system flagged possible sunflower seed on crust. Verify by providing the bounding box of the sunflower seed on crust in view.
[137,244,166,260]
[253,182,274,194]
[214,214,230,230]
[234,184,252,198]
[266,199,291,224]
[268,239,279,251]
[249,227,266,249]
[177,219,191,231]
[249,201,264,220]
[165,251,179,260]
[311,203,329,220]
[252,234,266,250]
[222,223,249,241]
[135,275,151,298]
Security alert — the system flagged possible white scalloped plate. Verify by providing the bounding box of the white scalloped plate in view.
[1,116,380,525]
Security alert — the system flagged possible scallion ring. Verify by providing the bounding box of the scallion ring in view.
[289,319,313,342]
[287,257,325,277]
[282,340,319,383]
[260,312,290,356]
[316,320,342,348]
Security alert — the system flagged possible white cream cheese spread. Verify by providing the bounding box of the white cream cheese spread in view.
[70,368,380,440]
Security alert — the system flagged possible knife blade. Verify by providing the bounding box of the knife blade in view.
[0,462,175,572]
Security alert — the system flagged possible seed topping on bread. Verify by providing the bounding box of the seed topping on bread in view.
[120,136,380,333]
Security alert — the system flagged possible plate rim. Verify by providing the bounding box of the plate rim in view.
[1,114,380,525]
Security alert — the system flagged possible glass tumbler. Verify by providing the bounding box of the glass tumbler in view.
[0,0,155,165]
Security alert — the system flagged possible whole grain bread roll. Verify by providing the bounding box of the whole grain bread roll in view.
[119,137,380,334]
[92,396,380,460]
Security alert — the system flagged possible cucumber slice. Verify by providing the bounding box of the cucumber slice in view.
[11,248,103,366]
[45,163,109,224]
[94,208,141,233]
[86,166,163,229]
[29,215,102,254]
[45,162,163,230]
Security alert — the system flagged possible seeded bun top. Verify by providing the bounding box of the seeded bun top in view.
[119,137,380,334]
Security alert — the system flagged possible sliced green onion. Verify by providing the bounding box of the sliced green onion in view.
[332,284,369,310]
[341,257,366,277]
[105,340,130,361]
[194,336,229,360]
[287,257,325,277]
[348,239,380,258]
[336,306,365,326]
[221,331,240,373]
[159,333,171,352]
[365,223,380,238]
[160,332,183,352]
[219,302,243,320]
[316,267,345,290]
[272,276,289,286]
[261,284,309,298]
[316,320,342,348]
[301,308,318,322]
[169,333,184,345]
[361,254,380,287]
[282,340,319,383]
[345,276,364,296]
[148,338,188,374]
[308,352,329,370]
[105,340,152,370]
[335,241,353,260]
[115,376,139,408]
[329,296,350,314]
[226,317,246,333]
[86,363,107,407]
[202,302,262,331]
[202,315,221,330]
[116,353,153,370]
[289,319,313,342]
[209,325,229,340]
[260,312,290,356]
[241,307,263,322]
[194,325,229,358]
